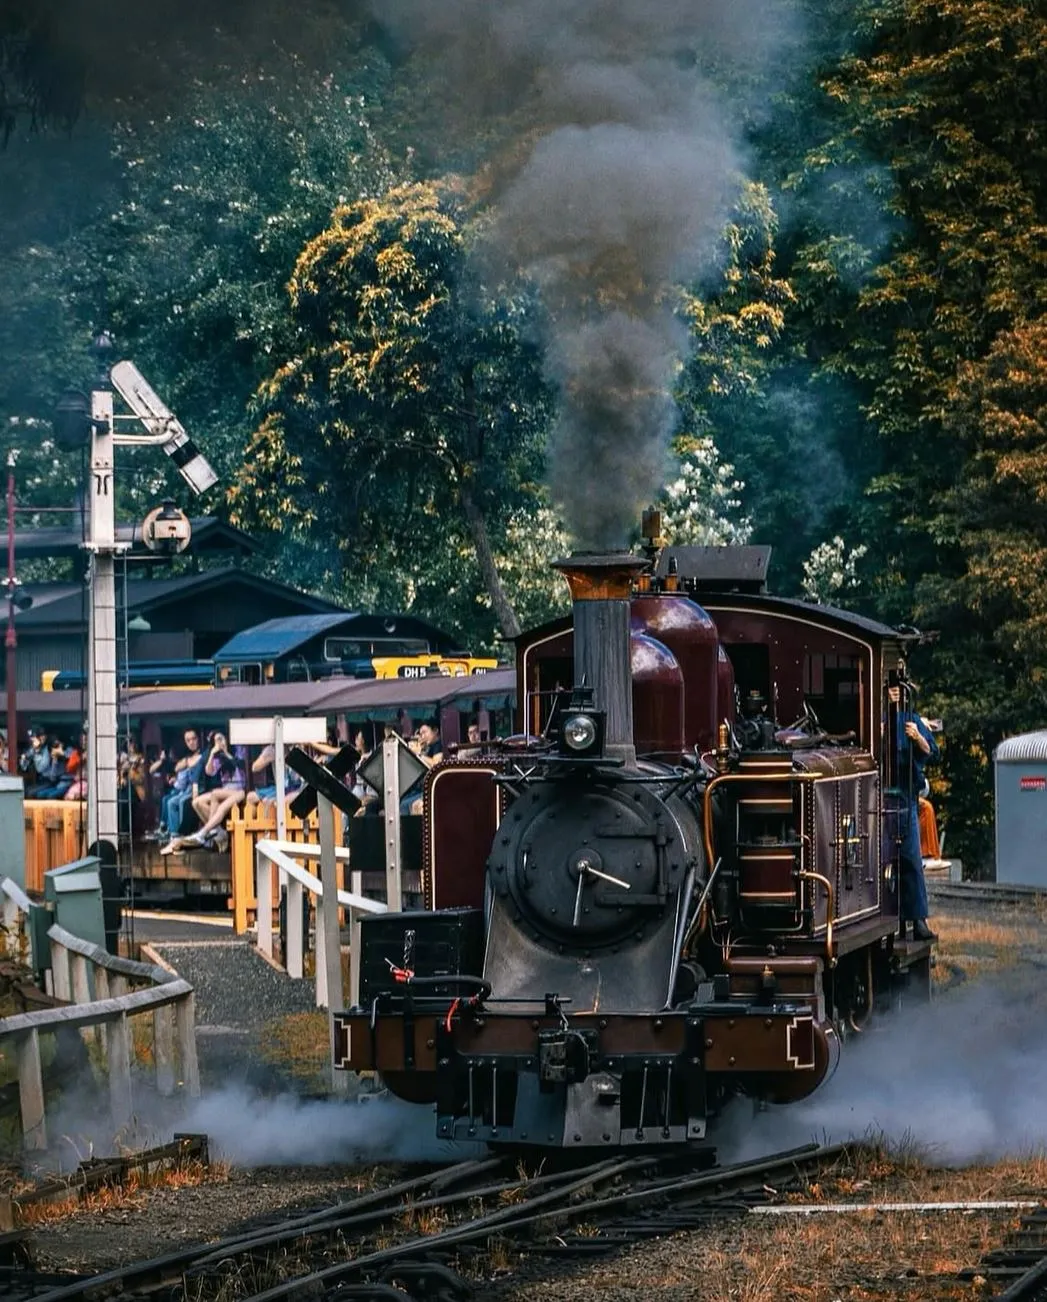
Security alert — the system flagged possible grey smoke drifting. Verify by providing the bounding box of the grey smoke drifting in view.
[373,0,802,548]
[721,980,1047,1167]
[38,1082,479,1172]
[181,1088,482,1165]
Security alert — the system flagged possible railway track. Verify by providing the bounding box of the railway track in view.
[4,1143,846,1302]
[957,1208,1047,1299]
[928,880,1047,908]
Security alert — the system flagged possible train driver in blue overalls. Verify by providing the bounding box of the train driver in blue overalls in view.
[889,681,940,942]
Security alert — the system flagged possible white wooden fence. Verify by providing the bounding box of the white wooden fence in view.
[253,841,388,1009]
[0,882,199,1152]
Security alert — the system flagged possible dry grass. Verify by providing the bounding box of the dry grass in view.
[399,1204,450,1236]
[14,1156,226,1227]
[934,915,1039,953]
[256,1011,330,1090]
[483,1235,516,1275]
[928,907,1041,985]
[491,1209,1004,1301]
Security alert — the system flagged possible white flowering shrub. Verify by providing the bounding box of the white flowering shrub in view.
[495,502,572,627]
[659,438,752,546]
[801,536,868,604]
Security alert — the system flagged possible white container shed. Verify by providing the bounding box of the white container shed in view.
[995,731,1047,885]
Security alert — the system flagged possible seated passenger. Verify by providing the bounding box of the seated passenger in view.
[33,736,76,798]
[162,731,245,854]
[19,727,53,794]
[416,718,443,766]
[156,728,205,838]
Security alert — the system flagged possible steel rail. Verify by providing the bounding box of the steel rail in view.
[995,1253,1047,1301]
[28,1159,498,1302]
[22,1143,848,1302]
[237,1144,839,1302]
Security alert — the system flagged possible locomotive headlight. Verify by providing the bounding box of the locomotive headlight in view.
[563,714,598,752]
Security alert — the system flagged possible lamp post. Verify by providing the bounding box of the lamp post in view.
[5,451,16,775]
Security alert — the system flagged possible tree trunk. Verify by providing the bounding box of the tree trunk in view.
[458,475,521,640]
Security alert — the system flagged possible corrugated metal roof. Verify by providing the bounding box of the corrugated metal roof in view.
[213,613,358,662]
[124,680,347,719]
[308,668,517,717]
[995,732,1047,763]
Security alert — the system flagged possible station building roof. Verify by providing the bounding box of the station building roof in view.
[13,516,258,562]
[14,568,343,632]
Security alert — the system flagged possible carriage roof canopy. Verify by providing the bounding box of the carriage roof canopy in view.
[213,612,460,662]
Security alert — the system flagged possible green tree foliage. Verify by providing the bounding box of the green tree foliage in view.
[678,181,830,578]
[812,0,1047,596]
[231,180,554,644]
[0,51,392,521]
[0,0,371,138]
[772,0,1047,866]
[916,321,1047,865]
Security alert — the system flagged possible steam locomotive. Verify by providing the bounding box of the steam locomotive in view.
[334,530,932,1148]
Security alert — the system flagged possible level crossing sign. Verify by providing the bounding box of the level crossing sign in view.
[285,745,361,819]
[357,734,427,799]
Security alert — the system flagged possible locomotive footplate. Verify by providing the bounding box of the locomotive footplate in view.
[333,1000,833,1147]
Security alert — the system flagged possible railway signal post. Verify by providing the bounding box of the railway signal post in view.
[61,335,218,854]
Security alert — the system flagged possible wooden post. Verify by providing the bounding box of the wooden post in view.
[176,992,200,1096]
[314,903,328,1009]
[108,1012,132,1130]
[50,938,71,1002]
[286,876,304,979]
[256,849,273,960]
[231,807,251,934]
[318,795,348,1093]
[17,1028,46,1151]
[273,715,288,857]
[94,966,110,1052]
[349,868,363,1009]
[382,736,404,912]
[70,953,91,1005]
[154,1004,176,1096]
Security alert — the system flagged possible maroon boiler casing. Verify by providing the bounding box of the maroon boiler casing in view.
[630,627,685,760]
[631,592,720,756]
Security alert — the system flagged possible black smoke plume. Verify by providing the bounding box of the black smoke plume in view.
[372,0,802,547]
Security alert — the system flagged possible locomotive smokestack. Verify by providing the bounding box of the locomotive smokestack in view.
[553,552,647,765]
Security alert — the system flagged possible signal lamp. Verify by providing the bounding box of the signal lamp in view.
[53,389,94,448]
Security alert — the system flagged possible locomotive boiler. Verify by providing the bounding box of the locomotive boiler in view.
[334,536,931,1149]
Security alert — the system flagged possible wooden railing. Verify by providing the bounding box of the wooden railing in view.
[0,887,199,1153]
